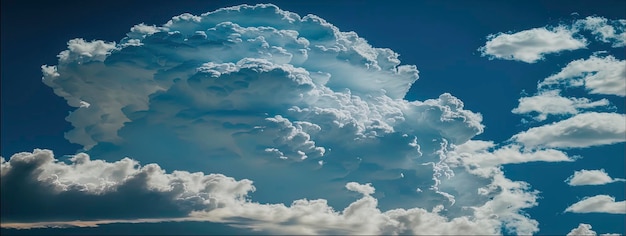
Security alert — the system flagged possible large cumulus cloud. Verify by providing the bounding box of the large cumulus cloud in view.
[538,55,626,97]
[37,3,490,210]
[1,3,569,235]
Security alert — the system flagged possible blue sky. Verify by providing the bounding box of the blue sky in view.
[1,0,625,235]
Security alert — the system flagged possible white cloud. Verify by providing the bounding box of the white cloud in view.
[565,195,626,214]
[512,90,610,121]
[447,140,574,170]
[568,223,598,236]
[35,3,493,219]
[565,169,626,186]
[57,38,117,64]
[566,223,623,236]
[14,4,557,235]
[0,149,254,222]
[0,150,543,235]
[511,112,626,149]
[575,16,626,47]
[479,26,586,63]
[345,182,375,195]
[538,55,626,97]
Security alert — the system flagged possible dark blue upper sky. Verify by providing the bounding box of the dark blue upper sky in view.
[2,0,625,235]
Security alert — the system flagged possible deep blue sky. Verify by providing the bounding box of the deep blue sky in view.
[2,0,625,235]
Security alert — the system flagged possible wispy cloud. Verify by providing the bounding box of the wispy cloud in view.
[512,90,610,121]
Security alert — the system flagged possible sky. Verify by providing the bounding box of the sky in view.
[1,0,625,235]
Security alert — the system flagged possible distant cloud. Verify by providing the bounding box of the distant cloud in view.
[565,195,626,214]
[479,16,626,64]
[568,223,598,236]
[479,26,586,63]
[565,169,626,186]
[511,112,626,149]
[512,90,610,121]
[538,55,626,97]
[575,16,626,47]
[447,140,575,169]
[567,223,622,236]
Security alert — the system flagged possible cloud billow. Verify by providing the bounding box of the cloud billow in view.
[39,3,489,208]
[0,3,571,235]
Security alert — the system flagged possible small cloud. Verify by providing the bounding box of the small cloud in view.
[565,195,626,214]
[575,16,626,47]
[539,55,626,97]
[345,182,375,195]
[565,169,626,186]
[511,112,626,149]
[512,90,610,121]
[566,223,622,236]
[478,26,587,63]
[567,223,596,236]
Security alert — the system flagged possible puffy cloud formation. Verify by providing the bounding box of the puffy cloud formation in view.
[1,150,523,235]
[567,223,622,236]
[511,112,626,149]
[565,195,626,214]
[538,55,626,97]
[37,3,491,212]
[478,26,586,63]
[512,90,610,121]
[1,149,254,222]
[41,3,428,150]
[568,223,598,236]
[565,169,626,186]
[5,3,552,235]
[479,16,626,63]
[576,16,626,47]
